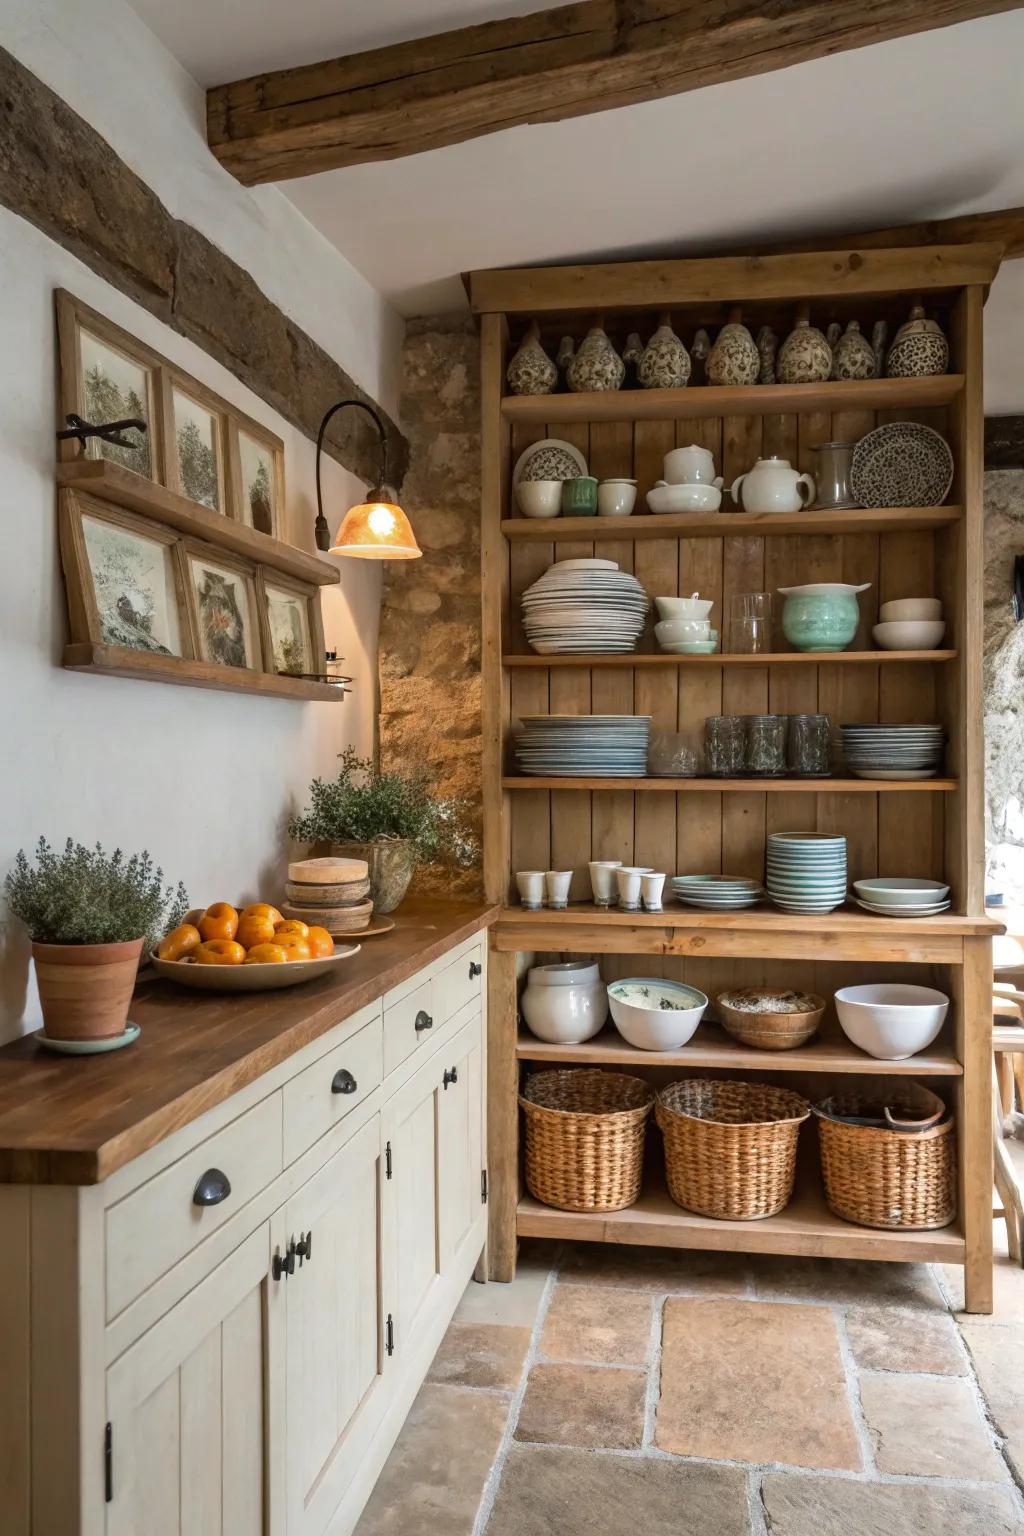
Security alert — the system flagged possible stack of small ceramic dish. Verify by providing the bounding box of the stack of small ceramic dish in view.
[852,878,951,917]
[647,444,724,514]
[839,724,945,780]
[872,596,946,652]
[653,594,718,654]
[766,833,847,914]
[671,875,763,910]
[514,714,651,776]
[521,558,648,654]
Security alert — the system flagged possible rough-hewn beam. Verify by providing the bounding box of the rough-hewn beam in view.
[208,0,1024,184]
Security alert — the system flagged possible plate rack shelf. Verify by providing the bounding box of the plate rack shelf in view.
[473,244,1001,1311]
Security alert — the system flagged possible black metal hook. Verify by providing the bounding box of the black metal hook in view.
[57,413,148,451]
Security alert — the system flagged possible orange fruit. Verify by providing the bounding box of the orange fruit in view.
[183,908,205,929]
[306,926,334,958]
[158,922,202,962]
[236,914,276,951]
[241,903,283,926]
[277,933,312,962]
[277,918,309,939]
[199,902,239,942]
[193,939,246,965]
[244,942,288,964]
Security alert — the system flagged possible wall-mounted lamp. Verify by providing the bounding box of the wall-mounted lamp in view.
[314,399,420,560]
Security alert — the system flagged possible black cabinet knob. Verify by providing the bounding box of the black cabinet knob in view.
[331,1068,357,1095]
[443,1066,459,1090]
[414,1010,433,1032]
[295,1230,313,1265]
[192,1168,231,1207]
[272,1242,296,1281]
[469,960,482,979]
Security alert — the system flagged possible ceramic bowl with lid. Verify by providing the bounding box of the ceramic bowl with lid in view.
[520,961,607,1044]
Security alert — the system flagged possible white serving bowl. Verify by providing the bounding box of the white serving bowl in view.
[853,878,950,906]
[655,596,714,622]
[878,597,942,622]
[520,961,607,1044]
[872,620,946,651]
[515,479,563,519]
[647,482,722,515]
[834,982,949,1060]
[607,978,707,1051]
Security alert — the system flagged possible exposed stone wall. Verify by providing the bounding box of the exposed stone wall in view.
[984,470,1024,906]
[380,316,483,897]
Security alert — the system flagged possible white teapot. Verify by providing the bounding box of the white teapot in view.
[663,444,723,487]
[731,456,815,514]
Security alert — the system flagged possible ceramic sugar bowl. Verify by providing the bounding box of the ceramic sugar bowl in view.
[638,312,691,389]
[707,309,759,386]
[506,320,557,396]
[663,443,722,486]
[567,318,625,392]
[779,582,871,652]
[731,457,815,514]
[886,301,949,378]
[777,307,832,384]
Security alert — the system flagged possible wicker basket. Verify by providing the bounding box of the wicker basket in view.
[656,1079,810,1220]
[520,1069,654,1212]
[814,1091,957,1230]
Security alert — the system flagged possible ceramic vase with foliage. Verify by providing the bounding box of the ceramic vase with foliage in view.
[5,838,187,1042]
[289,748,476,915]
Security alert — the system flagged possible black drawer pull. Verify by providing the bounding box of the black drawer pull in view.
[272,1242,295,1281]
[331,1068,358,1095]
[469,960,482,979]
[443,1066,459,1090]
[193,1168,231,1207]
[295,1229,313,1265]
[415,1010,433,1033]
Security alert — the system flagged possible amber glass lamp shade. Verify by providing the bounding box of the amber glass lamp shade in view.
[329,491,421,559]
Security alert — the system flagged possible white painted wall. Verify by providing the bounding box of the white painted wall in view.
[0,4,404,1039]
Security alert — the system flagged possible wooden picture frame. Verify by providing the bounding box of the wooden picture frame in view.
[229,420,285,537]
[163,374,230,516]
[256,568,324,678]
[55,292,165,484]
[182,541,263,673]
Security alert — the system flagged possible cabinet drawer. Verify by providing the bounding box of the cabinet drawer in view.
[282,1016,383,1165]
[433,942,483,1026]
[383,980,434,1078]
[105,1093,282,1321]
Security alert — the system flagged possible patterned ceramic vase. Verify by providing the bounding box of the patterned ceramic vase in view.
[706,310,759,386]
[621,332,643,388]
[756,326,778,384]
[567,320,625,392]
[777,308,832,384]
[638,313,691,389]
[556,335,575,387]
[506,320,557,396]
[831,320,877,381]
[886,302,949,378]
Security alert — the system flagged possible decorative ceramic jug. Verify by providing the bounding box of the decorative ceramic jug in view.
[826,322,842,351]
[690,328,710,384]
[777,307,832,384]
[756,326,778,384]
[830,320,877,381]
[556,335,575,386]
[812,442,856,510]
[638,312,691,389]
[886,300,949,378]
[621,332,643,388]
[707,309,759,386]
[506,320,557,396]
[567,317,625,392]
[871,320,888,377]
[731,456,816,514]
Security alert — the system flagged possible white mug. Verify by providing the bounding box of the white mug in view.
[545,870,573,909]
[589,860,622,906]
[516,870,546,909]
[616,866,653,911]
[641,873,667,911]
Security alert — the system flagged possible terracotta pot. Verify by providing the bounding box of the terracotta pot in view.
[328,841,416,914]
[32,937,144,1041]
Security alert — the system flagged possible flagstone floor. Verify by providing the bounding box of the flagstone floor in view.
[354,1229,1024,1535]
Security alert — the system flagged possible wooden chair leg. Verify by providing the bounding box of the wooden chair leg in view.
[994,1065,1024,1265]
[997,1052,1015,1133]
[1013,1053,1024,1115]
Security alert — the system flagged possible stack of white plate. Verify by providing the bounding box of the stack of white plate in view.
[521,558,648,654]
[852,878,951,917]
[839,724,945,780]
[514,714,652,776]
[766,833,848,914]
[671,876,763,910]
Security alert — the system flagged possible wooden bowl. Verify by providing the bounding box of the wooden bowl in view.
[281,899,374,934]
[715,989,826,1051]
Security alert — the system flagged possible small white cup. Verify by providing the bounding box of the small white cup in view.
[589,860,622,906]
[641,873,667,911]
[545,870,573,910]
[616,866,653,911]
[597,479,638,518]
[516,870,546,909]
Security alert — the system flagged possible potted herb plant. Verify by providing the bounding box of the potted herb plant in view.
[5,838,188,1042]
[289,749,476,913]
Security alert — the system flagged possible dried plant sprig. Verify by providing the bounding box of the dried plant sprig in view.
[5,837,188,946]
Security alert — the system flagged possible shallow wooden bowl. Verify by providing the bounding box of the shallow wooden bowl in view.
[150,946,360,992]
[715,989,826,1051]
[282,899,374,934]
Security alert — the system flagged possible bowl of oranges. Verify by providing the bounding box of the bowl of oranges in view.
[151,903,360,991]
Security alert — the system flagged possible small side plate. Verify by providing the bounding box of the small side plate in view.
[35,1023,141,1054]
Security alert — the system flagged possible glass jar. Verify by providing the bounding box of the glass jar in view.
[648,730,701,777]
[744,714,787,776]
[705,715,745,777]
[787,713,832,777]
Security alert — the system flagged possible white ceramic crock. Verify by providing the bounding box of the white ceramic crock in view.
[520,961,608,1044]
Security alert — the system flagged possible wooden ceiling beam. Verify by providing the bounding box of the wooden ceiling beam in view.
[208,0,1024,185]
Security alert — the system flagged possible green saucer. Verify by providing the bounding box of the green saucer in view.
[35,1023,141,1055]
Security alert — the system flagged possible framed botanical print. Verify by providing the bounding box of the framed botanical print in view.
[256,570,323,677]
[167,381,227,513]
[184,546,262,671]
[231,422,284,537]
[56,292,162,483]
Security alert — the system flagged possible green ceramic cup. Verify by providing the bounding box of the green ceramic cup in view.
[561,475,598,516]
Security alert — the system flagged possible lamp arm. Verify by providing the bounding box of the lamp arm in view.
[314,398,390,552]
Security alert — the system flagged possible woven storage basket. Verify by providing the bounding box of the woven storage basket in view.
[656,1079,810,1220]
[520,1069,654,1212]
[814,1092,957,1230]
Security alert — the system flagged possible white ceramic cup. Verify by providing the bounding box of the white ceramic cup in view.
[515,480,562,519]
[655,595,714,622]
[641,873,667,911]
[597,479,638,517]
[545,870,573,909]
[589,860,622,906]
[515,870,546,908]
[616,866,653,911]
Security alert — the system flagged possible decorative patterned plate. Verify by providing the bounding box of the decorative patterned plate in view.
[850,421,954,508]
[513,438,588,485]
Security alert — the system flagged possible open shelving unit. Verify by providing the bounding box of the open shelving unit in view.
[472,243,1001,1310]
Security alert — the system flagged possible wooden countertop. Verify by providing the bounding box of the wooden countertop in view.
[0,899,496,1186]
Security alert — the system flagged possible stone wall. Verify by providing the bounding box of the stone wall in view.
[984,470,1024,906]
[379,316,483,897]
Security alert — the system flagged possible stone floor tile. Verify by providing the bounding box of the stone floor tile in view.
[540,1284,652,1365]
[939,1253,1024,1323]
[353,1383,507,1535]
[485,1446,751,1535]
[845,1304,967,1375]
[514,1362,646,1449]
[559,1240,751,1295]
[455,1241,556,1327]
[961,1322,1024,1448]
[656,1297,861,1470]
[859,1370,1006,1480]
[751,1255,944,1308]
[426,1322,531,1391]
[761,1472,1024,1536]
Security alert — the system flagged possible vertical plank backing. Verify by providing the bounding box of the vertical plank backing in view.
[508,419,551,884]
[720,414,765,880]
[677,416,724,878]
[633,419,678,872]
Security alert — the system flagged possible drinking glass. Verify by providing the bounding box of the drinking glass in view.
[728,593,773,654]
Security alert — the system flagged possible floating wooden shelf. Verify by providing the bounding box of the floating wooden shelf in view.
[504,650,957,668]
[502,775,956,792]
[502,505,962,541]
[502,374,964,424]
[64,642,347,702]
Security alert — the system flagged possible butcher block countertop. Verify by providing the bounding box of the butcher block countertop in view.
[0,898,497,1186]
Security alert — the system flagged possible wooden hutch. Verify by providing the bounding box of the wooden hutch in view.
[471,244,1002,1313]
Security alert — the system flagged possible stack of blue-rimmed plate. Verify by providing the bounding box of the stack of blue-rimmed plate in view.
[514,715,651,776]
[521,558,648,654]
[839,724,945,780]
[671,876,764,910]
[766,833,848,914]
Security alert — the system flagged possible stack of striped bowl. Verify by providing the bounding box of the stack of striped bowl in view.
[281,856,374,936]
[766,833,848,915]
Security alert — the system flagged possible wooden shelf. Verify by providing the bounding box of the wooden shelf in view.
[516,1024,962,1076]
[502,374,963,424]
[64,642,347,702]
[504,650,957,669]
[503,775,956,792]
[502,505,962,541]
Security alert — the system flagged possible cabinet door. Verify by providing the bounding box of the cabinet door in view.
[284,1114,390,1536]
[106,1223,281,1536]
[437,1014,484,1274]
